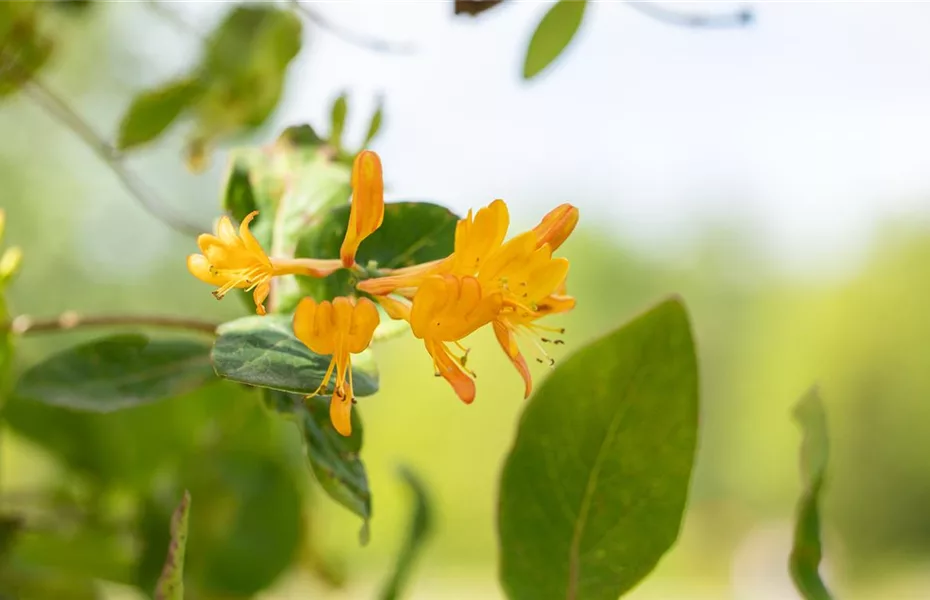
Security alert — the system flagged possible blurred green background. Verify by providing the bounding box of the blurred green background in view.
[2,1,930,599]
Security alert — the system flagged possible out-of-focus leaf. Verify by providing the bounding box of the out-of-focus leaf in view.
[154,491,191,600]
[378,466,433,600]
[0,295,13,406]
[116,78,201,150]
[0,516,23,565]
[279,123,324,148]
[193,6,302,141]
[14,334,215,412]
[0,567,101,599]
[362,96,384,146]
[212,315,379,396]
[789,388,834,600]
[12,526,134,585]
[51,0,94,12]
[522,0,587,80]
[454,0,505,16]
[329,92,349,151]
[297,398,371,542]
[0,3,54,98]
[498,297,698,600]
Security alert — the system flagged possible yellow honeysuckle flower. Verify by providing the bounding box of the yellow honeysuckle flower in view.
[409,275,502,404]
[187,211,342,315]
[340,150,385,268]
[293,296,380,436]
[359,198,578,400]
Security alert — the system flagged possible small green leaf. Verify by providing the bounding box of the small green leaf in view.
[212,315,379,396]
[379,466,434,600]
[15,334,215,412]
[222,160,258,226]
[522,0,587,80]
[296,398,371,542]
[498,297,698,600]
[789,387,834,600]
[154,491,191,600]
[362,97,384,146]
[116,78,201,150]
[329,92,349,151]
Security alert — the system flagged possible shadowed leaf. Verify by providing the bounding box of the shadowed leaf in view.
[154,491,191,600]
[15,334,215,412]
[454,0,505,16]
[212,315,378,396]
[498,297,698,600]
[523,0,587,80]
[296,396,372,543]
[789,387,834,600]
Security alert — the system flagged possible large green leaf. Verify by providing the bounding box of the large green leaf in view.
[297,397,371,542]
[497,297,698,600]
[116,78,202,150]
[154,491,191,600]
[522,0,587,80]
[212,315,379,396]
[379,466,434,600]
[14,334,215,412]
[789,388,834,600]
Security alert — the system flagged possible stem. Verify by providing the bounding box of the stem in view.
[5,313,219,336]
[625,1,753,29]
[22,79,206,238]
[290,1,416,54]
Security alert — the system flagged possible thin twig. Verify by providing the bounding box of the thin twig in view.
[6,312,219,336]
[625,1,754,29]
[290,0,416,54]
[22,79,206,238]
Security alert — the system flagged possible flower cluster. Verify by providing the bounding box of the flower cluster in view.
[189,150,577,435]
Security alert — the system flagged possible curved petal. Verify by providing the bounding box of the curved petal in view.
[493,320,533,398]
[186,254,226,286]
[347,297,380,353]
[252,281,270,316]
[238,211,268,264]
[533,203,578,251]
[330,392,353,436]
[426,338,475,404]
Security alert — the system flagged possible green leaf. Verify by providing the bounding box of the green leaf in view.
[297,397,371,541]
[0,515,23,565]
[154,491,191,600]
[116,78,201,150]
[454,0,505,16]
[0,3,54,98]
[14,334,215,412]
[191,6,302,145]
[211,315,379,396]
[222,160,258,224]
[329,92,349,151]
[497,297,698,600]
[295,201,459,299]
[789,387,834,600]
[379,466,434,600]
[362,97,384,147]
[522,0,587,80]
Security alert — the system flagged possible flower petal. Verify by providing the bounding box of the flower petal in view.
[533,203,578,251]
[330,392,353,436]
[186,254,226,286]
[493,320,533,398]
[426,338,476,404]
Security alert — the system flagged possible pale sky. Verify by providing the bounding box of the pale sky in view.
[94,1,930,276]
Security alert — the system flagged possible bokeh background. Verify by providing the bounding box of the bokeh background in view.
[3,1,930,599]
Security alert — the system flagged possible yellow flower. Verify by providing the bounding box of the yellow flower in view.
[187,211,342,315]
[340,150,385,268]
[359,198,578,399]
[293,296,380,436]
[478,230,575,397]
[409,275,502,403]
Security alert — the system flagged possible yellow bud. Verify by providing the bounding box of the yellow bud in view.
[0,209,5,243]
[340,150,385,268]
[533,203,578,252]
[0,246,23,283]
